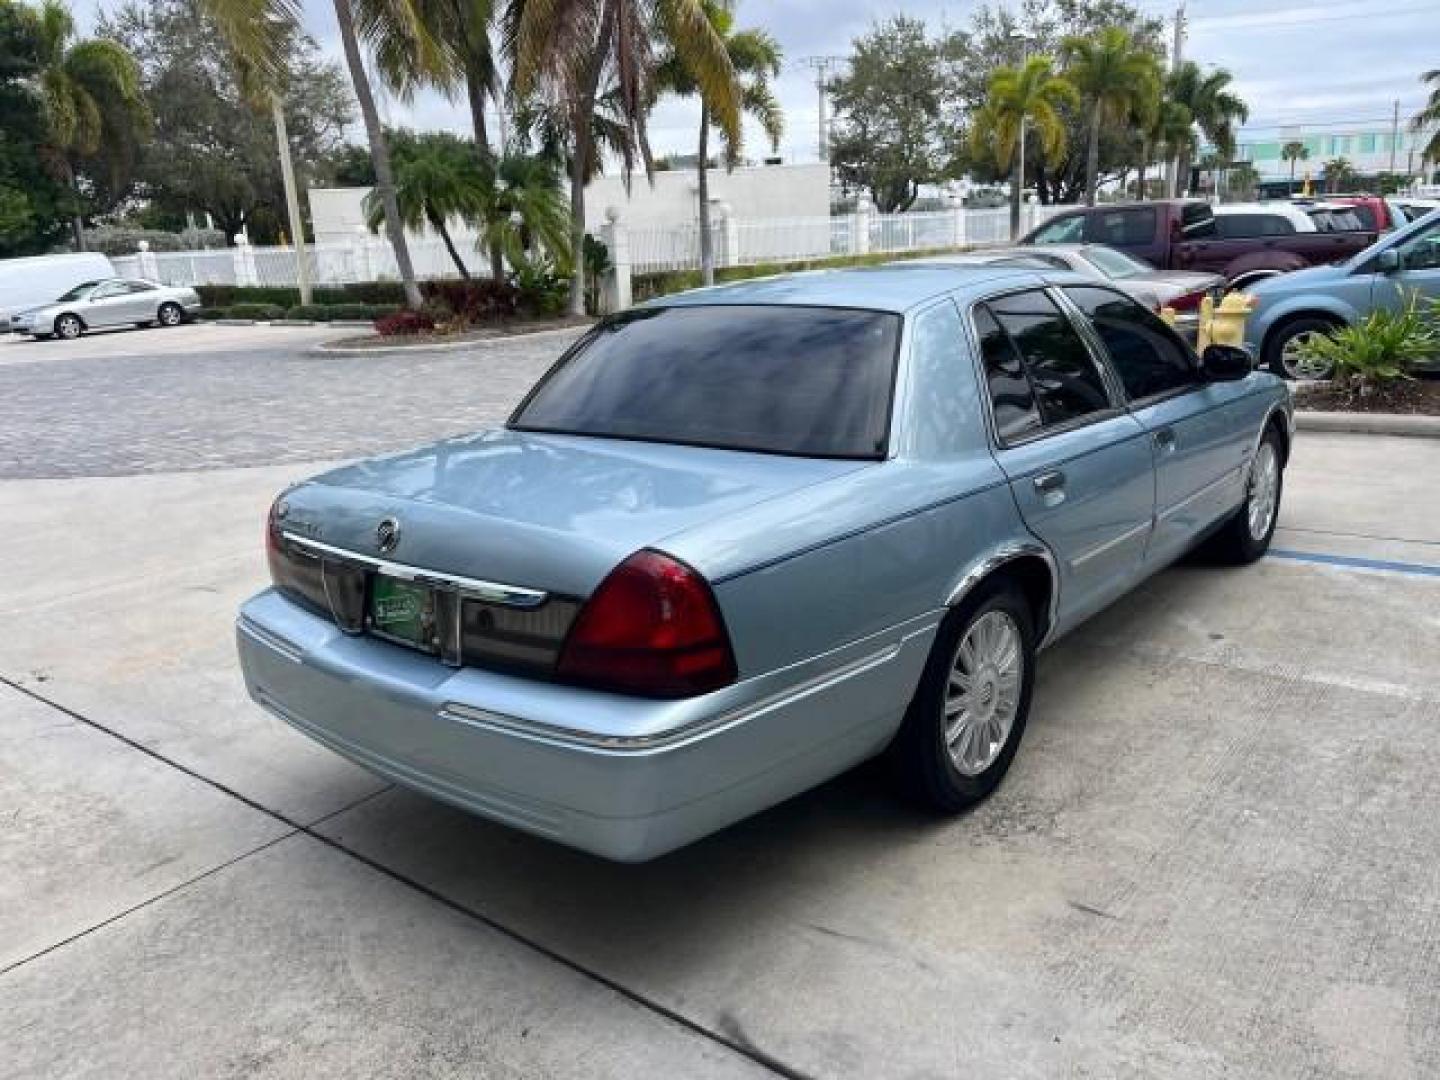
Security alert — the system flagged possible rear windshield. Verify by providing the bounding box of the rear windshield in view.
[511,305,901,459]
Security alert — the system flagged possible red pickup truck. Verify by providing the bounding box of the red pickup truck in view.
[1020,200,1376,288]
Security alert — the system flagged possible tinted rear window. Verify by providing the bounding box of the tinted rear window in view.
[511,305,901,459]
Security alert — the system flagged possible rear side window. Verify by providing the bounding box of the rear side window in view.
[1030,215,1085,244]
[511,305,901,459]
[1215,214,1294,238]
[1083,209,1157,248]
[1064,286,1200,402]
[1348,204,1378,230]
[987,290,1113,427]
[974,304,1041,443]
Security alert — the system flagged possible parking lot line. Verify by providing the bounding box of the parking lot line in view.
[1268,548,1440,578]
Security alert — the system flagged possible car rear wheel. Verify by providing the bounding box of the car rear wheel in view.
[54,313,83,340]
[1207,427,1284,564]
[157,302,184,327]
[893,580,1036,812]
[1265,317,1338,380]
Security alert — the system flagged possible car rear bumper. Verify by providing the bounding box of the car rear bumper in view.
[237,589,935,861]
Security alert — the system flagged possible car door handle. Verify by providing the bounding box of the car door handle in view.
[1154,427,1177,454]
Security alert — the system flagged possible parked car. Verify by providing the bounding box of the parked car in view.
[8,277,201,339]
[238,263,1293,862]
[0,251,114,332]
[913,244,1225,337]
[1022,199,1376,289]
[1244,207,1440,378]
[1394,198,1439,224]
[1214,201,1365,236]
[1324,195,1409,232]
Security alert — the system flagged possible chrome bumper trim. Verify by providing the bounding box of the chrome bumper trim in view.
[280,531,549,608]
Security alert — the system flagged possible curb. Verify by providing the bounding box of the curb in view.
[1295,410,1440,438]
[309,323,590,356]
[206,318,377,329]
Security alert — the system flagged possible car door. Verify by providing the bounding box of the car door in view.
[973,288,1155,631]
[120,280,161,321]
[1061,285,1254,566]
[1369,213,1440,314]
[81,281,133,327]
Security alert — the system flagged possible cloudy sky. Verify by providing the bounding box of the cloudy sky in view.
[74,0,1436,160]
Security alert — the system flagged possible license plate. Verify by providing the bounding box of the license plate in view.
[369,575,438,652]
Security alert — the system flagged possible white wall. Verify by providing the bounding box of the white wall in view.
[307,162,830,247]
[580,163,830,229]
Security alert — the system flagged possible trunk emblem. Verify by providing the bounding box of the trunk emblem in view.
[375,516,402,554]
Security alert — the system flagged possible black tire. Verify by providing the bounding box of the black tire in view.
[157,302,184,327]
[1264,316,1339,380]
[892,580,1037,812]
[53,313,83,340]
[1207,427,1284,564]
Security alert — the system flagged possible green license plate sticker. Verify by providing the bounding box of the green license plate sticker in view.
[370,576,434,648]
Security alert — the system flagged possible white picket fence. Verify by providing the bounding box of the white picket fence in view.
[112,204,1073,289]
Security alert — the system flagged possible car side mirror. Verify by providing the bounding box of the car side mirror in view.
[1200,344,1253,382]
[1376,249,1401,274]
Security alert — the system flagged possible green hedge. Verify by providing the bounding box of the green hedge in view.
[632,247,968,302]
[199,301,398,322]
[195,282,409,308]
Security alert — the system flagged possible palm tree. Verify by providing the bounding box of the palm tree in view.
[509,0,740,316]
[32,1,148,250]
[1322,156,1354,194]
[970,56,1078,239]
[1138,99,1191,201]
[1165,61,1248,197]
[1411,69,1440,166]
[475,151,572,280]
[367,0,498,152]
[1281,140,1309,196]
[1061,27,1160,207]
[201,0,427,309]
[654,0,781,286]
[365,131,488,279]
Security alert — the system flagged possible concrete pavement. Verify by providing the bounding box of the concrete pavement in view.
[3,329,1440,1080]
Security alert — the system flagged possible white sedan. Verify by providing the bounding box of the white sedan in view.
[9,277,202,340]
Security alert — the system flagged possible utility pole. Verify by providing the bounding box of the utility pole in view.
[1389,100,1400,175]
[800,56,846,163]
[1167,1,1186,197]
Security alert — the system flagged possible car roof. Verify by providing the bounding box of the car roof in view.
[642,262,1073,314]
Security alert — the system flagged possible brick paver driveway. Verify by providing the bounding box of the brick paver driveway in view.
[0,324,582,479]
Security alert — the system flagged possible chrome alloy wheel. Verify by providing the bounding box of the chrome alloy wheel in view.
[158,303,183,326]
[1280,332,1333,380]
[1247,441,1280,540]
[55,314,82,340]
[943,610,1023,777]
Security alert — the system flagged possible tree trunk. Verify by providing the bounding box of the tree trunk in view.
[431,212,471,280]
[66,163,85,251]
[1085,108,1101,206]
[490,243,505,281]
[1137,141,1148,201]
[1175,146,1192,198]
[333,0,422,309]
[466,71,490,154]
[1009,151,1022,240]
[697,106,713,287]
[564,2,618,318]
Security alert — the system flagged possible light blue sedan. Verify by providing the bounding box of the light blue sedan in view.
[1245,208,1440,379]
[237,265,1293,861]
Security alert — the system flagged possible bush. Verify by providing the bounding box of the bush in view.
[221,302,286,320]
[1295,297,1438,389]
[514,266,569,316]
[195,283,410,309]
[630,247,967,303]
[282,303,400,322]
[375,310,436,336]
[421,279,521,324]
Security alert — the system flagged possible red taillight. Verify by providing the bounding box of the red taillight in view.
[1167,290,1205,312]
[557,550,737,698]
